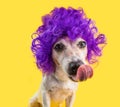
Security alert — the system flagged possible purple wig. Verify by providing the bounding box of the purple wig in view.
[31,7,106,74]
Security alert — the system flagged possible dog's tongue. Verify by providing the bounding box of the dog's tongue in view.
[76,65,93,81]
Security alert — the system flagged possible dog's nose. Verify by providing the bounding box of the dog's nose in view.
[68,61,83,75]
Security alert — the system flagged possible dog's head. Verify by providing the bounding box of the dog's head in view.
[52,36,91,81]
[31,7,106,82]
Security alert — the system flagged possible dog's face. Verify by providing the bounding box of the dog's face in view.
[52,36,90,82]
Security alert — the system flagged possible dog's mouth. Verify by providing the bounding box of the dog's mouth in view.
[69,65,93,82]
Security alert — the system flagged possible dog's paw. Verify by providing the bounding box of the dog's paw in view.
[29,97,42,107]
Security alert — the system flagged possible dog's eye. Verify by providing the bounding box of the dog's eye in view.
[77,41,86,48]
[54,43,65,52]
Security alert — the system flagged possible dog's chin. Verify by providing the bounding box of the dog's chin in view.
[68,65,93,82]
[69,76,79,82]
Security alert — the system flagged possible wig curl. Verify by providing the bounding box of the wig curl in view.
[31,7,106,74]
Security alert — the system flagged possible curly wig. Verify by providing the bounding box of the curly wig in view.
[31,7,106,74]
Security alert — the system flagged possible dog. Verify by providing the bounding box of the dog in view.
[29,7,106,107]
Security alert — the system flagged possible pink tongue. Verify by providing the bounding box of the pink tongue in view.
[76,65,93,81]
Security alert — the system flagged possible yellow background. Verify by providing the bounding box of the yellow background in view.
[0,0,120,107]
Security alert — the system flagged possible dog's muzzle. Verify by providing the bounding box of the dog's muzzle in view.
[68,61,83,75]
[68,61,93,82]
